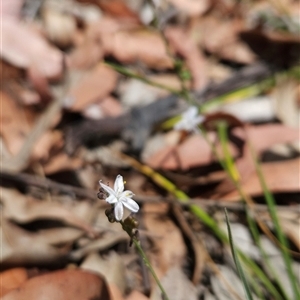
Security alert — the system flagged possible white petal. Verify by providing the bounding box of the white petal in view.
[195,115,205,124]
[106,194,117,204]
[99,181,116,196]
[114,202,124,221]
[122,198,139,213]
[114,175,124,195]
[183,106,198,119]
[120,190,134,199]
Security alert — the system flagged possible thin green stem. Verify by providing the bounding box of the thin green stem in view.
[120,220,170,300]
[104,61,181,95]
[132,238,170,300]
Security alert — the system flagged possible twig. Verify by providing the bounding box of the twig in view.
[0,171,96,200]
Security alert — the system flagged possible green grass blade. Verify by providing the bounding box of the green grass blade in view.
[225,208,254,300]
[215,122,285,300]
[249,143,300,299]
[246,208,291,300]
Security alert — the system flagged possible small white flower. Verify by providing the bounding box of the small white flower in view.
[99,175,139,221]
[174,106,204,133]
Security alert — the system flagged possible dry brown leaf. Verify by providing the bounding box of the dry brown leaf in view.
[126,290,150,300]
[145,132,219,170]
[67,15,139,69]
[2,78,41,106]
[277,211,300,250]
[2,269,111,300]
[108,283,125,300]
[97,0,140,23]
[167,0,211,16]
[222,158,300,201]
[70,231,127,260]
[241,124,300,153]
[201,17,256,64]
[1,219,70,266]
[211,123,300,197]
[41,5,77,48]
[104,29,173,69]
[146,124,299,170]
[42,151,83,174]
[143,203,187,279]
[37,227,84,246]
[151,266,198,300]
[81,252,127,296]
[0,268,28,297]
[67,28,104,69]
[31,130,64,162]
[67,63,118,111]
[83,96,123,120]
[1,18,63,79]
[0,188,97,237]
[165,26,208,90]
[260,209,300,251]
[240,29,300,68]
[0,91,39,155]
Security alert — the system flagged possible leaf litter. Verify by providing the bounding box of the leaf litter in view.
[0,0,299,299]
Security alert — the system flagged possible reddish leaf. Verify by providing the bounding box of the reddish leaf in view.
[2,269,111,300]
[1,18,63,79]
[143,203,187,279]
[67,63,118,111]
[0,268,28,297]
[104,29,173,69]
[126,291,150,300]
[146,124,299,170]
[165,27,208,90]
[200,17,256,64]
[221,158,300,201]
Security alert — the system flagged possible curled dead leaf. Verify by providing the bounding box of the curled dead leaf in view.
[1,219,70,266]
[1,188,97,237]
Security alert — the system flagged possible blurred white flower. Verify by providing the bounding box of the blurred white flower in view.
[99,175,139,221]
[174,106,204,133]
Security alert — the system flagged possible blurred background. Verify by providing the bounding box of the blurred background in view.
[1,0,299,299]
